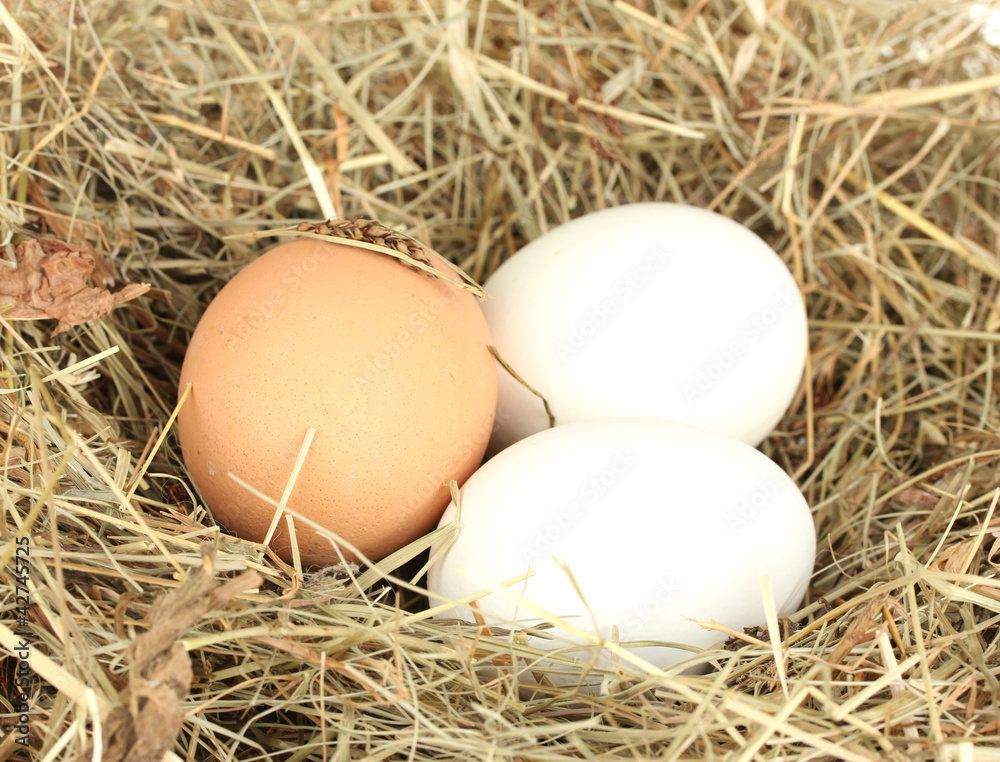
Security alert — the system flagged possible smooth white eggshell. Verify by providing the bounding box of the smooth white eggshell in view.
[427,418,815,675]
[483,202,808,451]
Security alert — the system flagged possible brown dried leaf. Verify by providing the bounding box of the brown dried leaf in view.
[0,237,150,335]
[988,533,1000,574]
[893,486,941,508]
[26,181,126,286]
[931,537,982,575]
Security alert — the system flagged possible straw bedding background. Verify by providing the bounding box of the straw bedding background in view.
[2,0,1000,759]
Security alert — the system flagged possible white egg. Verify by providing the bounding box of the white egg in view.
[483,202,808,452]
[427,418,815,676]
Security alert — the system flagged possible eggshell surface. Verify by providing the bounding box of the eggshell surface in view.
[428,418,815,673]
[178,237,497,567]
[483,202,808,451]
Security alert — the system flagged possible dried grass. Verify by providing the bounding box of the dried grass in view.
[2,0,1000,759]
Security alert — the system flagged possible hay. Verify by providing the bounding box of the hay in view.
[2,0,1000,759]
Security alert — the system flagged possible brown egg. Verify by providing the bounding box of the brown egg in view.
[177,228,497,567]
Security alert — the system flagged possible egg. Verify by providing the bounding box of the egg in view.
[427,417,815,674]
[483,202,808,452]
[177,223,497,568]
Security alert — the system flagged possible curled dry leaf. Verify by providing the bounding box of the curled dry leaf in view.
[0,237,150,335]
[931,536,982,575]
[26,181,121,286]
[988,533,1000,573]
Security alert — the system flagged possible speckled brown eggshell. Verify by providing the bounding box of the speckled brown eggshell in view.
[177,237,497,567]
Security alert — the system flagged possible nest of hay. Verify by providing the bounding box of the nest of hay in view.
[3,0,1000,759]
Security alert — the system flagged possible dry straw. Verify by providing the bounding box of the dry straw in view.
[2,0,1000,759]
